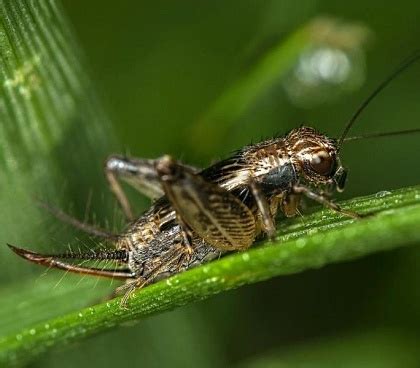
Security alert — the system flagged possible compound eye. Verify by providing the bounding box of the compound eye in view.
[309,151,334,176]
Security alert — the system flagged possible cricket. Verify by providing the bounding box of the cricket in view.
[8,51,420,306]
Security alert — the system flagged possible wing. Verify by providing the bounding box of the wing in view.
[156,156,256,251]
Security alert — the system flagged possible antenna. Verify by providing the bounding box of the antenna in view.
[338,49,420,148]
[344,128,420,142]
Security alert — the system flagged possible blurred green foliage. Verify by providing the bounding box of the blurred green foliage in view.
[1,0,420,367]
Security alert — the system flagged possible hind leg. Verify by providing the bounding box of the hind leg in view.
[104,155,200,220]
[40,155,179,235]
[115,242,192,308]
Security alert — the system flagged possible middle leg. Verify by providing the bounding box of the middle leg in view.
[293,184,361,219]
[247,179,276,239]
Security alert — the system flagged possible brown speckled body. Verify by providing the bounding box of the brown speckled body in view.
[115,126,341,283]
[9,126,352,300]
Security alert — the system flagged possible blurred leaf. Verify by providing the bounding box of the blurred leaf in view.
[191,17,370,152]
[1,186,420,366]
[238,328,420,368]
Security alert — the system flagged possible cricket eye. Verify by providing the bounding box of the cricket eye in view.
[308,151,334,176]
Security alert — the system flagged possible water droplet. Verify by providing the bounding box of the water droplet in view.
[78,312,83,318]
[16,334,22,341]
[166,279,173,286]
[375,190,391,198]
[283,24,368,109]
[29,329,36,336]
[44,324,50,330]
[296,238,307,249]
[210,276,218,283]
[106,302,111,308]
[241,253,250,262]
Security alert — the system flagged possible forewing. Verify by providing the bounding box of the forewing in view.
[158,158,256,251]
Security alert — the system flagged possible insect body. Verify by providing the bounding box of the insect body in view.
[9,126,353,303]
[9,51,420,304]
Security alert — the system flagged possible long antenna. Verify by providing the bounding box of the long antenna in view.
[344,128,420,142]
[338,49,420,148]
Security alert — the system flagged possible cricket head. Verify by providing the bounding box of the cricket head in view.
[287,126,347,192]
[283,51,420,194]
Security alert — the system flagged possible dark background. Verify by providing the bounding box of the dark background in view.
[14,1,420,366]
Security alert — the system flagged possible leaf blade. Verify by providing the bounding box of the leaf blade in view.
[1,186,420,366]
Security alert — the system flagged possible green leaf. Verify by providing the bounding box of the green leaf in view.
[0,0,117,276]
[1,186,420,366]
[0,0,116,358]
